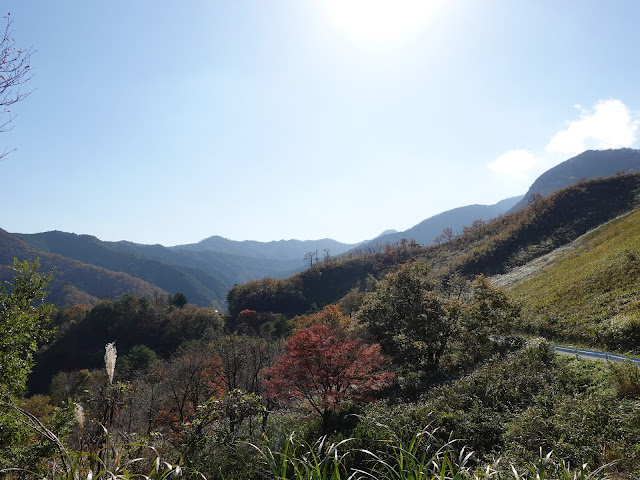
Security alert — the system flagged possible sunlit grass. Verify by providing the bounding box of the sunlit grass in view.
[511,208,640,351]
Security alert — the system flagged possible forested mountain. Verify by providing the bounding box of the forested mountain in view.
[0,229,165,306]
[174,235,360,260]
[114,239,302,281]
[14,231,304,308]
[365,148,640,248]
[509,148,640,211]
[14,231,229,307]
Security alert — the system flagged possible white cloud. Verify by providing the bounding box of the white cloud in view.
[546,99,638,155]
[487,149,537,177]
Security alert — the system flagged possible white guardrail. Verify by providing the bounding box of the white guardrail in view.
[553,345,640,366]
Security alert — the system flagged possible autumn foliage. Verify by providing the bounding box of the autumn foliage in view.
[292,303,353,332]
[263,324,393,433]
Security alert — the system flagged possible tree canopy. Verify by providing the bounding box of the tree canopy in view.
[0,259,52,398]
[358,261,454,372]
[263,324,392,433]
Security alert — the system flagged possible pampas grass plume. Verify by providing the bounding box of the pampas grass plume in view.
[105,342,117,384]
[74,402,85,429]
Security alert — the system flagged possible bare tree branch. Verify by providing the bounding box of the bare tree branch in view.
[0,13,34,162]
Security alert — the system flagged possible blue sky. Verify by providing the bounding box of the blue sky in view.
[2,1,640,245]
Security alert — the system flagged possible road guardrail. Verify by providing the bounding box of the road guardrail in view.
[553,345,640,366]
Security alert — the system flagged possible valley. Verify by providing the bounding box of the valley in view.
[4,150,640,478]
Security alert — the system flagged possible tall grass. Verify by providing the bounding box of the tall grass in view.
[251,433,355,480]
[512,207,640,350]
[0,423,192,480]
[250,425,612,480]
[1,419,614,480]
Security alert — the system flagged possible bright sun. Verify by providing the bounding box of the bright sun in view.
[323,0,437,45]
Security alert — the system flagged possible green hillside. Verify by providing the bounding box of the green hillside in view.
[509,207,640,352]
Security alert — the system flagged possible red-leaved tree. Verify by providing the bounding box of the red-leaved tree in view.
[263,325,393,433]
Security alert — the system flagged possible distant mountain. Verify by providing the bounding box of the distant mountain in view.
[10,148,640,309]
[360,196,523,247]
[15,231,228,307]
[14,231,305,308]
[174,236,359,260]
[373,229,398,239]
[509,148,640,212]
[0,229,165,306]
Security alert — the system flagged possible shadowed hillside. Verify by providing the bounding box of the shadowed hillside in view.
[0,229,166,306]
[14,232,306,308]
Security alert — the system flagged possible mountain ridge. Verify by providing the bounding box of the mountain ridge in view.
[509,148,640,212]
[173,235,361,260]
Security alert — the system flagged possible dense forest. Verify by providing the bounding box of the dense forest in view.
[2,173,640,479]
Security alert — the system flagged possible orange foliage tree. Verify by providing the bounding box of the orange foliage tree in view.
[292,303,353,332]
[263,325,393,434]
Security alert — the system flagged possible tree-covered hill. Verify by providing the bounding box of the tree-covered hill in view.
[12,231,305,308]
[227,173,640,322]
[14,231,227,307]
[0,229,166,306]
[114,239,303,287]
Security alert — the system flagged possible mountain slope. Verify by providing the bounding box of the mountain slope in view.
[509,148,640,211]
[428,173,640,278]
[114,240,302,284]
[505,206,640,352]
[15,231,306,308]
[15,231,227,307]
[0,229,166,306]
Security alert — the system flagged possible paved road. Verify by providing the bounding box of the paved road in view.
[553,345,640,366]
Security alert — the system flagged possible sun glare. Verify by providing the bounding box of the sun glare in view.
[323,0,436,45]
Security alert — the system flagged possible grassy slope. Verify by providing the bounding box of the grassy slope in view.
[509,207,640,351]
